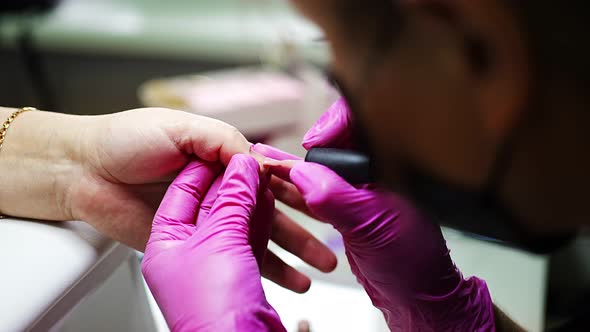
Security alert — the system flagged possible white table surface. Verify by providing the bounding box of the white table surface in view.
[0,218,132,332]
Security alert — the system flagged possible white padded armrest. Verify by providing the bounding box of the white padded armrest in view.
[0,218,132,332]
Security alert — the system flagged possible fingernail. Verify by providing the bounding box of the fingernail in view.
[262,157,281,167]
[263,158,299,168]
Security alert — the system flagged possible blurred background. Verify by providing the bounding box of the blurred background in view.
[1,1,589,331]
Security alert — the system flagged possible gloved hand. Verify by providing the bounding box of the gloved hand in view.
[141,155,286,332]
[253,98,495,331]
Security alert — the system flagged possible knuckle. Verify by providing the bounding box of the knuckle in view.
[224,124,244,141]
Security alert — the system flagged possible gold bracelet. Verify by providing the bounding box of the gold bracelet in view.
[0,107,36,151]
[0,107,37,219]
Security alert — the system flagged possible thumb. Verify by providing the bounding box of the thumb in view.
[302,98,354,150]
[191,154,262,246]
[290,162,374,233]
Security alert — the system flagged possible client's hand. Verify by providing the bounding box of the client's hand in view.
[71,108,335,293]
[142,154,285,332]
[253,99,495,331]
[72,108,251,251]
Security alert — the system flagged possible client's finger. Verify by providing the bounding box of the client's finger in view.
[262,251,311,294]
[271,209,337,273]
[249,188,275,267]
[195,174,223,225]
[191,155,260,245]
[269,176,312,216]
[297,320,311,332]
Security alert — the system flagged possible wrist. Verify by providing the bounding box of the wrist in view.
[55,113,95,221]
[0,108,88,221]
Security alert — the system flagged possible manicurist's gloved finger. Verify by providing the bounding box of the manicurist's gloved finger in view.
[195,175,222,226]
[142,154,287,331]
[149,159,221,244]
[195,165,274,268]
[302,98,354,150]
[190,154,261,247]
[289,161,374,234]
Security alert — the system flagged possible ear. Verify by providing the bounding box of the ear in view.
[409,0,532,143]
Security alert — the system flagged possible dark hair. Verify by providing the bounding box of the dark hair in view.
[510,2,590,99]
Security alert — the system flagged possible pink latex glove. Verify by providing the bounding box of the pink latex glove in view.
[142,155,286,332]
[253,98,495,331]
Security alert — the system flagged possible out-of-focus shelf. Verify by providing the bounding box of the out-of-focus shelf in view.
[0,0,329,65]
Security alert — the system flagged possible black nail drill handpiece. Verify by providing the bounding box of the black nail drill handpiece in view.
[305,148,373,185]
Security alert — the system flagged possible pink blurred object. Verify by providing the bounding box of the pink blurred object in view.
[140,69,306,141]
[185,73,303,113]
[142,155,286,332]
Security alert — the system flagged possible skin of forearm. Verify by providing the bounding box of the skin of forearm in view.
[0,107,87,221]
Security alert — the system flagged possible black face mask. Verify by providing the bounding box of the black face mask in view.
[398,141,575,254]
[331,74,575,254]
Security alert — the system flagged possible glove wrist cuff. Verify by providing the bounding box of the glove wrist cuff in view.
[414,276,496,331]
[171,302,286,332]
